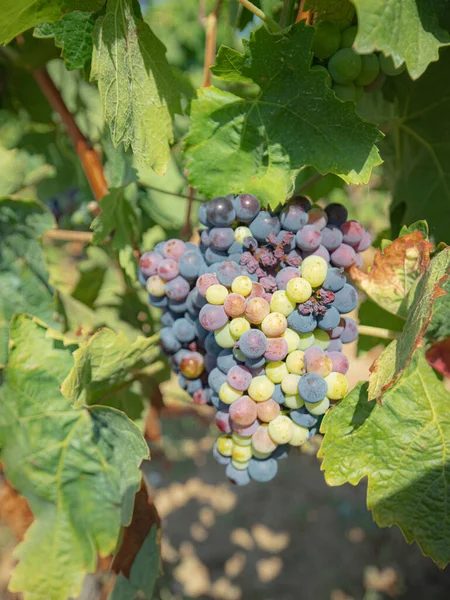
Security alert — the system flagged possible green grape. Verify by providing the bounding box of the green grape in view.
[281,373,300,395]
[231,458,250,470]
[232,444,252,462]
[332,82,356,102]
[285,350,305,375]
[234,226,252,244]
[231,275,253,296]
[206,284,229,305]
[379,53,406,76]
[312,20,341,60]
[313,330,330,350]
[270,290,296,317]
[266,361,289,384]
[340,25,357,48]
[325,372,349,400]
[232,432,252,446]
[268,415,293,444]
[219,382,242,404]
[289,423,309,446]
[282,328,300,353]
[146,275,166,296]
[301,255,328,287]
[283,393,304,409]
[286,277,312,303]
[217,434,233,456]
[355,54,380,86]
[305,396,330,416]
[355,85,364,102]
[229,317,250,339]
[248,376,275,402]
[328,48,362,83]
[311,65,332,87]
[214,324,236,348]
[298,332,315,350]
[261,312,287,337]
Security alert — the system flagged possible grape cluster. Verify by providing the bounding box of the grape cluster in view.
[311,20,405,103]
[139,194,368,485]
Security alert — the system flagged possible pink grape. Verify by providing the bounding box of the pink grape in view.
[304,345,332,376]
[227,365,253,391]
[340,220,364,246]
[245,297,270,324]
[252,425,277,453]
[229,396,258,426]
[330,319,345,339]
[275,267,300,290]
[232,420,260,436]
[224,293,246,317]
[264,338,289,362]
[216,410,232,433]
[139,251,162,276]
[199,305,229,331]
[321,226,343,251]
[326,350,349,374]
[248,282,266,299]
[330,243,356,268]
[354,230,371,252]
[158,258,179,280]
[163,239,187,260]
[196,273,219,297]
[256,399,281,423]
[341,317,358,343]
[295,225,321,251]
[165,276,190,301]
[302,245,330,262]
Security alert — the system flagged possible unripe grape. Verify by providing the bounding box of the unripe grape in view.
[146,275,166,296]
[289,423,309,446]
[285,350,305,374]
[219,382,242,404]
[265,361,289,384]
[248,375,275,402]
[206,284,229,305]
[229,395,257,426]
[232,432,253,446]
[229,317,250,339]
[325,372,349,400]
[312,20,341,59]
[268,415,293,444]
[282,328,301,353]
[231,458,250,470]
[355,54,380,86]
[301,255,328,287]
[224,293,246,317]
[180,352,205,379]
[379,53,406,76]
[340,25,357,48]
[283,393,304,409]
[232,444,253,463]
[305,396,330,415]
[215,324,237,348]
[252,425,277,454]
[232,275,253,296]
[281,373,301,395]
[217,434,233,456]
[261,312,287,337]
[298,332,315,350]
[286,277,312,303]
[332,82,356,102]
[257,399,281,423]
[235,226,252,244]
[245,297,270,324]
[270,290,296,316]
[328,48,362,83]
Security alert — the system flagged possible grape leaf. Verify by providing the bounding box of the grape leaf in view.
[352,0,450,79]
[383,51,450,244]
[34,11,97,71]
[91,186,140,249]
[0,315,149,600]
[350,231,434,319]
[304,0,355,27]
[185,23,382,210]
[0,146,55,195]
[368,247,450,401]
[0,197,58,367]
[61,328,162,407]
[91,0,181,174]
[0,0,104,45]
[320,350,450,568]
[426,276,450,342]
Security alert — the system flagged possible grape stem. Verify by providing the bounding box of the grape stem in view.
[296,0,312,24]
[358,325,401,340]
[44,229,94,243]
[138,182,198,201]
[202,0,223,87]
[236,0,281,31]
[32,68,108,206]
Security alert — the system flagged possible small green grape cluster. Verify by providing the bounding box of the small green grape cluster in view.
[311,21,405,103]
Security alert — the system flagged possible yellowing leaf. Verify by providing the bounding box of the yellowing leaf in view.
[320,351,450,568]
[91,0,180,174]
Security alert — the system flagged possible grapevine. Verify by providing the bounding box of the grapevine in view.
[0,0,449,598]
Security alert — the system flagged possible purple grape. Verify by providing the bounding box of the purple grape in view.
[208,367,228,392]
[326,350,349,374]
[198,203,212,227]
[272,384,285,405]
[149,294,168,308]
[341,317,358,343]
[199,304,229,331]
[233,194,261,222]
[179,251,204,279]
[239,329,267,359]
[226,463,250,486]
[206,196,236,226]
[330,319,345,339]
[163,239,186,260]
[289,196,311,212]
[330,243,357,268]
[200,229,210,247]
[264,338,289,361]
[165,276,190,301]
[209,227,235,251]
[205,333,224,356]
[298,372,328,403]
[216,260,241,287]
[280,204,308,232]
[213,442,231,465]
[317,306,341,330]
[354,230,371,252]
[245,355,266,369]
[290,406,318,428]
[216,410,232,433]
[154,241,165,256]
[232,419,260,436]
[271,444,290,460]
[325,203,348,226]
[227,365,252,391]
[248,458,278,483]
[196,273,219,297]
[333,284,358,314]
[327,338,343,351]
[341,220,364,246]
[295,225,322,251]
[321,225,343,251]
[287,311,317,334]
[217,349,240,373]
[229,395,257,426]
[139,251,162,277]
[275,266,301,290]
[173,318,196,343]
[204,354,217,372]
[308,206,328,230]
[322,267,346,292]
[158,258,179,280]
[168,298,188,313]
[160,327,182,353]
[161,311,175,327]
[249,211,281,242]
[302,245,330,262]
[205,247,228,264]
[211,394,229,411]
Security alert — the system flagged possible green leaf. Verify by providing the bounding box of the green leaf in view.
[304,0,355,27]
[368,247,450,401]
[0,315,148,600]
[91,186,140,248]
[320,350,450,568]
[185,23,382,209]
[383,51,450,244]
[109,525,160,600]
[353,0,450,79]
[91,0,180,174]
[34,12,97,71]
[0,197,58,366]
[350,231,434,319]
[61,328,161,407]
[0,146,55,195]
[426,276,450,343]
[0,0,104,45]
[399,220,429,239]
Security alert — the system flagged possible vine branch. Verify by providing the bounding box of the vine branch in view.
[296,0,312,23]
[33,67,108,205]
[358,325,401,341]
[236,0,281,31]
[44,229,93,243]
